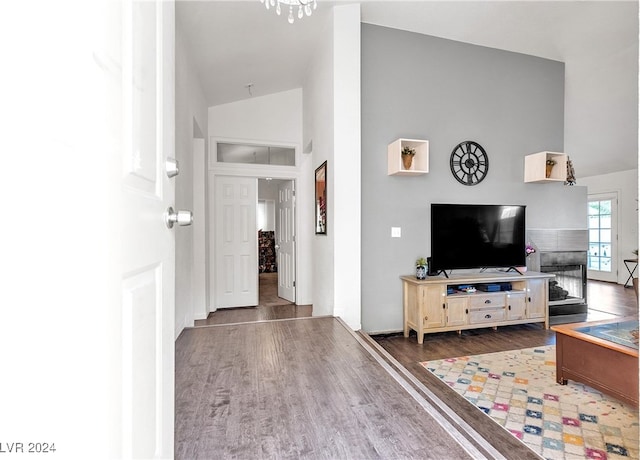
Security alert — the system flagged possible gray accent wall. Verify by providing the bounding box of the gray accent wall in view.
[361,24,588,333]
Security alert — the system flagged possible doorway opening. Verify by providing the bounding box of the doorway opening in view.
[258,178,295,307]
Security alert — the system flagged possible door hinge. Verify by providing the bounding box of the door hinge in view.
[293,281,296,287]
[292,190,296,197]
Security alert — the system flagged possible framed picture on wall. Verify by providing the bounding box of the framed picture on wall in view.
[315,161,327,234]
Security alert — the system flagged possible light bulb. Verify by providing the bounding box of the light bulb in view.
[265,0,270,10]
[313,0,317,10]
[276,2,281,15]
[305,4,311,16]
[288,6,294,23]
[270,0,275,5]
[298,5,303,19]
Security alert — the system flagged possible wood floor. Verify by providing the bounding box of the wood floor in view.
[194,273,312,326]
[176,317,487,459]
[177,279,638,459]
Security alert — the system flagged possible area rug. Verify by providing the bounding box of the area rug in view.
[421,346,639,459]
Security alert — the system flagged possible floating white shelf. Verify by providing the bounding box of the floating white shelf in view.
[387,138,429,176]
[524,151,568,183]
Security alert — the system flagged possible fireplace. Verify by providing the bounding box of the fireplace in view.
[539,251,588,317]
[527,229,589,324]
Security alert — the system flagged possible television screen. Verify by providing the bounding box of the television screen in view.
[430,204,526,272]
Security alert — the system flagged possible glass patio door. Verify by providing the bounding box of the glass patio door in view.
[587,192,618,282]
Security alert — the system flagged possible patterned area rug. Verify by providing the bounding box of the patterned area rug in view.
[422,346,639,459]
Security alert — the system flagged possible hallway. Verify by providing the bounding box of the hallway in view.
[195,273,312,326]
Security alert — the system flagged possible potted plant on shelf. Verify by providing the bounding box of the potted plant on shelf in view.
[402,146,416,170]
[415,257,428,280]
[545,159,557,178]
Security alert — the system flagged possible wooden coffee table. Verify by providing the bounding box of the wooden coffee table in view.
[551,317,639,406]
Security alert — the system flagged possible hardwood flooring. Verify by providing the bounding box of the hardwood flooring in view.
[194,273,312,326]
[177,279,637,459]
[175,317,483,459]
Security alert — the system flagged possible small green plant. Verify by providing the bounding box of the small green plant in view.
[415,257,427,267]
[402,146,416,156]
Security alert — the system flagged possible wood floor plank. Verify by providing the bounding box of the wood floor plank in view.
[178,279,637,459]
[175,317,480,459]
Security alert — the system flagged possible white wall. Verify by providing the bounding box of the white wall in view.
[304,10,335,318]
[580,169,639,285]
[332,4,362,330]
[175,24,209,337]
[208,89,313,306]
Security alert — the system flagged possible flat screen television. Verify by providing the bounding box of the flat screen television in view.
[430,203,526,273]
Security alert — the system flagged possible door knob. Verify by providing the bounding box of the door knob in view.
[165,207,193,228]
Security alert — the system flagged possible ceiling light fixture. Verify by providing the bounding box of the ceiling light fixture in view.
[259,0,317,24]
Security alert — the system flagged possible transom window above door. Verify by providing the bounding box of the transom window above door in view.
[216,142,296,166]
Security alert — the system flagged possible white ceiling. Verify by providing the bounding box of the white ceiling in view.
[176,0,638,177]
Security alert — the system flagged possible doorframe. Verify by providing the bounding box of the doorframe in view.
[587,191,619,283]
[207,137,303,311]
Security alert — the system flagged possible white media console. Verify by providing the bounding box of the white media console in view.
[401,271,554,344]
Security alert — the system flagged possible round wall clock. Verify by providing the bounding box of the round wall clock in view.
[449,141,489,186]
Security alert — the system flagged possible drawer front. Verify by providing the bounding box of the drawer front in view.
[468,293,505,309]
[469,308,505,324]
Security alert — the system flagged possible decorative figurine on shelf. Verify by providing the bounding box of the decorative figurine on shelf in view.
[415,257,428,280]
[545,159,557,178]
[565,157,576,185]
[401,146,416,170]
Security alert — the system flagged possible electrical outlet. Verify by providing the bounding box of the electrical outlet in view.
[391,227,401,238]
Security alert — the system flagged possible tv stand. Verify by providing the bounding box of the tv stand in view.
[401,271,553,344]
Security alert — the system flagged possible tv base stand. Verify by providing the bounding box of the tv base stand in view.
[401,271,553,344]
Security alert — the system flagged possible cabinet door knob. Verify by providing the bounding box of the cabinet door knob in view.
[485,299,492,304]
[485,314,492,319]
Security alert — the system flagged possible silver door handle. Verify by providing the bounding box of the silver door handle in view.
[165,207,193,228]
[165,157,179,178]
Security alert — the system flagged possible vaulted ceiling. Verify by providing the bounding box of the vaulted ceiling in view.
[176,1,638,177]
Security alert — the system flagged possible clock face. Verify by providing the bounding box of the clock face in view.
[450,141,489,186]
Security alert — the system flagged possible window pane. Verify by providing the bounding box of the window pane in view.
[588,202,600,215]
[600,229,611,243]
[217,143,295,166]
[589,229,600,242]
[588,215,600,229]
[598,243,611,257]
[600,215,611,229]
[599,200,612,215]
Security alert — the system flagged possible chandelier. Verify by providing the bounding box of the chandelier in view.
[259,0,317,24]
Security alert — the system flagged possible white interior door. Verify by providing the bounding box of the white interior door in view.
[215,176,259,308]
[119,1,176,457]
[587,192,619,283]
[2,1,175,457]
[277,180,296,302]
